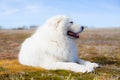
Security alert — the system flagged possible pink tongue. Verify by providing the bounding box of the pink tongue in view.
[75,34,79,38]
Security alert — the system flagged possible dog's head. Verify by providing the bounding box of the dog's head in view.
[46,15,84,39]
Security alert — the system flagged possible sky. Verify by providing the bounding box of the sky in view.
[0,0,120,29]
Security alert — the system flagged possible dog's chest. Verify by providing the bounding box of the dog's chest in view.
[49,39,78,62]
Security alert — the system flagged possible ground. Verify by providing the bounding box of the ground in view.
[0,28,120,80]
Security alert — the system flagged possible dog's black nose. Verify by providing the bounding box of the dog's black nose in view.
[81,26,84,30]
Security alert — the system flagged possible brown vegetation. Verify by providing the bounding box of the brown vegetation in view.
[0,28,120,80]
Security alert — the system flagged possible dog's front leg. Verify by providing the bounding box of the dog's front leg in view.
[47,62,94,73]
[77,59,99,68]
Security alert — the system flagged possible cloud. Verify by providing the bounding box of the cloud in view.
[24,4,41,13]
[0,3,43,16]
[25,4,40,10]
[2,8,20,15]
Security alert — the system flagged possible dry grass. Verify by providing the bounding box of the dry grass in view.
[0,28,120,80]
[0,59,43,74]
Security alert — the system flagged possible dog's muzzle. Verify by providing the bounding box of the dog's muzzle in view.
[67,31,79,38]
[67,26,85,39]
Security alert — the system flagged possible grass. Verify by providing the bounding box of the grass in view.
[0,28,120,80]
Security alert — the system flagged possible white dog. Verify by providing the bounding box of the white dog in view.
[19,15,99,73]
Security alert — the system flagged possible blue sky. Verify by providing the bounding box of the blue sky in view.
[0,0,120,28]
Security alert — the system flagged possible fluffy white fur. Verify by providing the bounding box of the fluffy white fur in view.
[19,15,99,73]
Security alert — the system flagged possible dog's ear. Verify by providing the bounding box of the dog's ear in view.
[46,16,63,28]
[55,18,62,28]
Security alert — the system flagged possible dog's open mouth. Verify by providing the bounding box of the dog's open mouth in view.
[67,31,79,38]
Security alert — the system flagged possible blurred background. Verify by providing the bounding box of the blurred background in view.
[0,0,120,29]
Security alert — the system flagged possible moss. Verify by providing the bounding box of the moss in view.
[0,67,7,72]
[0,59,120,80]
[0,67,120,80]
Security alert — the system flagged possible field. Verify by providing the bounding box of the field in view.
[0,28,120,80]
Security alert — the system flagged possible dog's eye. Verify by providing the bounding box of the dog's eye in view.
[69,21,73,24]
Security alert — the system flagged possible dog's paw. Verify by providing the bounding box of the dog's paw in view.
[86,66,94,73]
[77,67,94,73]
[92,63,99,68]
[72,65,94,73]
[85,62,99,68]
